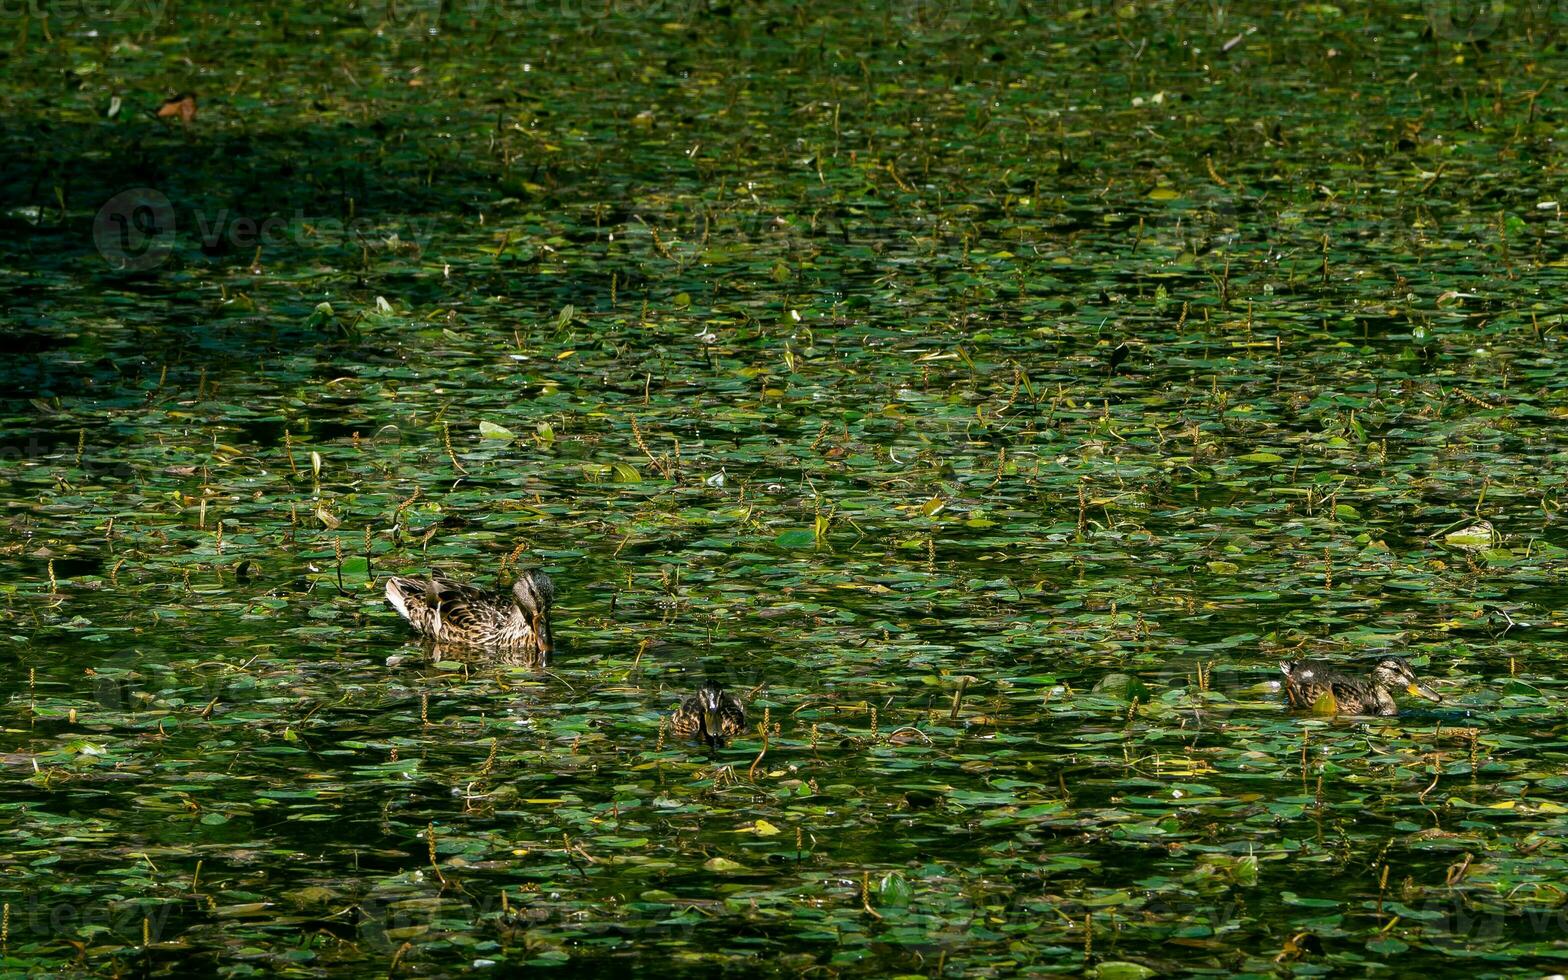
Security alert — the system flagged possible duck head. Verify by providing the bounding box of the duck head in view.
[1373,656,1441,702]
[697,680,727,737]
[511,569,555,655]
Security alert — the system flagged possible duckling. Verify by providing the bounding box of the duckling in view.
[1281,656,1441,716]
[384,569,553,659]
[671,681,747,748]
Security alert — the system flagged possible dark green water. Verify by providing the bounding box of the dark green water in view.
[3,1,1568,975]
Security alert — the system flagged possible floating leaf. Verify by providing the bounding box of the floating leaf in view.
[878,872,912,907]
[1094,963,1157,980]
[1445,522,1495,550]
[479,420,516,441]
[775,529,816,549]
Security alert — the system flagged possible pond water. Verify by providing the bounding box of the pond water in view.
[3,1,1568,975]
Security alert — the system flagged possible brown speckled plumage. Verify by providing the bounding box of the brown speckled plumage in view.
[385,569,554,660]
[672,681,747,747]
[1281,656,1440,716]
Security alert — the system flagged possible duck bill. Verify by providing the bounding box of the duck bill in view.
[1407,682,1442,703]
[703,709,721,737]
[533,612,553,656]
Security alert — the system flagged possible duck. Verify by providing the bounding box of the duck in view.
[1280,656,1441,716]
[384,569,554,659]
[672,681,747,748]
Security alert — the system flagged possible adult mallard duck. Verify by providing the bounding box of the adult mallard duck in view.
[384,569,554,658]
[1281,656,1441,716]
[672,681,747,748]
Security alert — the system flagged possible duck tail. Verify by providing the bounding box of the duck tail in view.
[1279,660,1296,677]
[384,577,415,621]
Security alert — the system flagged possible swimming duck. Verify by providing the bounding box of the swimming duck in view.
[1281,656,1441,716]
[384,569,554,658]
[672,681,747,747]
